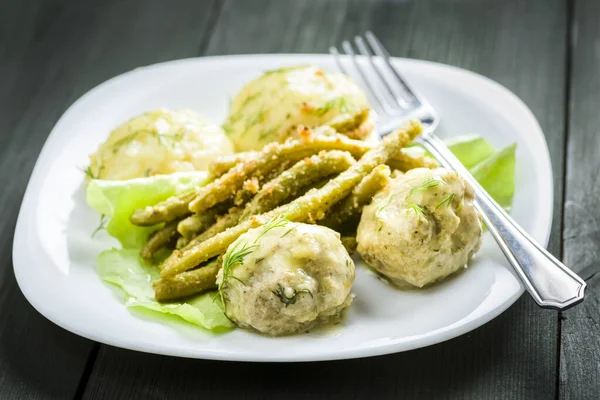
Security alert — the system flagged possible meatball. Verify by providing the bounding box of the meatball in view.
[217,221,355,336]
[357,168,482,288]
[88,108,233,180]
[222,65,373,152]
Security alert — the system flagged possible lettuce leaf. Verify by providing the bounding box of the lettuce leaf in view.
[97,248,233,331]
[470,143,517,210]
[86,172,209,248]
[446,135,496,169]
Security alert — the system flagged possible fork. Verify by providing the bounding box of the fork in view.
[330,31,586,311]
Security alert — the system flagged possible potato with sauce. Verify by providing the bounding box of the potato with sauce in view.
[222,65,374,152]
[217,221,355,336]
[357,168,482,288]
[88,108,233,180]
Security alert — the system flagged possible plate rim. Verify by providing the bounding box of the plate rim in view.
[12,54,553,362]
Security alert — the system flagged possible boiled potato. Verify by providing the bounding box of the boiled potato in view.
[88,109,233,180]
[223,65,373,152]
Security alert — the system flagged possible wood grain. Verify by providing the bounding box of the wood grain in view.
[0,1,98,398]
[0,0,220,398]
[560,0,600,398]
[81,1,568,399]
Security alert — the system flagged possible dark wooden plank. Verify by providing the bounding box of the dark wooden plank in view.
[0,0,221,398]
[0,1,98,398]
[560,0,600,398]
[83,1,567,399]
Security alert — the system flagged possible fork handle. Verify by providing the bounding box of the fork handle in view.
[419,132,585,310]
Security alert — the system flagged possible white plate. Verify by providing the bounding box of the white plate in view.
[13,55,553,362]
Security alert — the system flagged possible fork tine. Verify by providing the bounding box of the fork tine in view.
[354,35,410,109]
[330,46,381,118]
[341,40,395,115]
[329,46,353,80]
[365,31,425,105]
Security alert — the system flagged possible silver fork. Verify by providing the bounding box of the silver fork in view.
[330,31,586,311]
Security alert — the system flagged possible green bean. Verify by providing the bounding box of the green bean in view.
[233,177,260,206]
[388,150,438,171]
[188,132,378,214]
[183,207,245,250]
[232,161,293,207]
[340,236,358,255]
[140,221,179,260]
[208,126,427,181]
[160,121,421,278]
[178,214,210,240]
[240,150,355,221]
[176,236,189,249]
[177,202,231,239]
[328,107,370,137]
[153,258,221,302]
[209,153,258,177]
[320,164,391,229]
[130,191,196,226]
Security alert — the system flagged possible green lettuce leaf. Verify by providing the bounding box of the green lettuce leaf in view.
[97,248,233,331]
[446,135,496,169]
[445,136,516,210]
[86,172,209,248]
[470,143,517,210]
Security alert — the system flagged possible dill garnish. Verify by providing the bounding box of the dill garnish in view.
[280,225,297,238]
[242,92,261,106]
[272,283,313,307]
[374,194,395,220]
[221,210,295,288]
[111,129,184,150]
[435,193,455,211]
[315,96,351,117]
[81,165,98,179]
[263,65,308,75]
[406,177,445,198]
[245,110,265,130]
[254,214,290,242]
[221,240,257,287]
[258,125,280,141]
[91,214,108,237]
[404,203,430,217]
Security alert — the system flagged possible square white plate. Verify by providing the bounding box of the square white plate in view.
[13,55,553,361]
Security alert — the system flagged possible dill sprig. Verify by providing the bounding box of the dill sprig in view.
[374,194,395,221]
[81,165,98,179]
[406,177,445,198]
[280,225,297,238]
[245,110,265,130]
[435,193,455,211]
[315,96,351,116]
[404,203,430,217]
[111,129,184,150]
[263,65,308,75]
[272,283,313,307]
[258,124,280,141]
[241,92,261,106]
[221,240,257,286]
[254,214,290,242]
[220,210,295,287]
[91,214,108,237]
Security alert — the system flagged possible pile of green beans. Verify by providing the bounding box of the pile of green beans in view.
[131,120,427,301]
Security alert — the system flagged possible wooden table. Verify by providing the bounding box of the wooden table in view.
[1,0,598,398]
